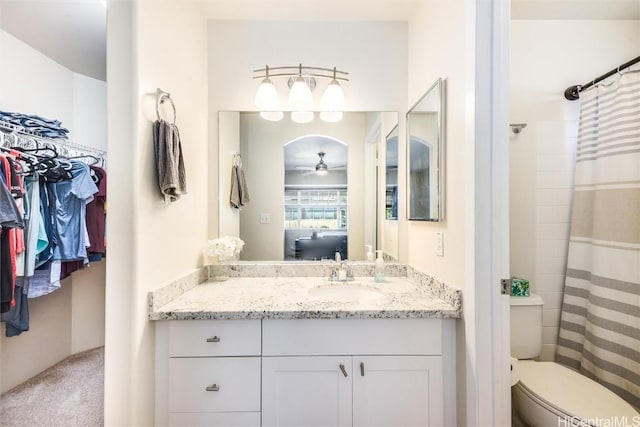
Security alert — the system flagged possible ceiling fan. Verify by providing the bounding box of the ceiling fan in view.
[295,152,346,175]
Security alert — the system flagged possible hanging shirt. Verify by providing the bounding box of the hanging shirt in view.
[0,171,24,313]
[86,166,106,255]
[47,161,98,263]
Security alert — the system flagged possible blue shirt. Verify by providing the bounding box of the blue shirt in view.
[48,161,98,262]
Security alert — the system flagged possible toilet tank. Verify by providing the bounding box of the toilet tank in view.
[510,293,544,359]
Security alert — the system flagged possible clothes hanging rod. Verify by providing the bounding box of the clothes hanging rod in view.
[564,55,640,101]
[0,119,106,157]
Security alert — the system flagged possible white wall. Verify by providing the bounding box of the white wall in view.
[208,20,408,242]
[218,111,241,240]
[509,19,640,361]
[105,1,209,424]
[73,73,108,152]
[407,1,468,424]
[0,29,106,394]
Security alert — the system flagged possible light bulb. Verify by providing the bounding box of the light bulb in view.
[260,111,284,121]
[320,80,345,123]
[288,76,313,109]
[254,78,282,121]
[291,111,314,124]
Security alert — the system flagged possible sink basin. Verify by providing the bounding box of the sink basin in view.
[307,283,385,303]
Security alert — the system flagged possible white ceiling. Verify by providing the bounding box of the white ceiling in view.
[283,134,348,171]
[0,0,106,81]
[0,0,637,84]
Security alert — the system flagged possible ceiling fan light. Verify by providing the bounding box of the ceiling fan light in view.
[316,168,328,176]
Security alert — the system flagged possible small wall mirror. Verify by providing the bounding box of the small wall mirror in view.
[407,78,446,221]
[385,125,398,220]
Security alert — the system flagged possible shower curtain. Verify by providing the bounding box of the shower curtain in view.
[556,72,640,409]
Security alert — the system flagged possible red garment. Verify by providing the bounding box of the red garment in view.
[0,155,17,308]
[86,166,106,254]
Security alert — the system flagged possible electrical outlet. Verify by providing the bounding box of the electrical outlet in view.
[435,231,444,256]
[260,213,270,224]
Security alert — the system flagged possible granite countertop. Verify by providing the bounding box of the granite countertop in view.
[149,275,461,321]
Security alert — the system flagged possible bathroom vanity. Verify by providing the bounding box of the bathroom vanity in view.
[150,266,461,427]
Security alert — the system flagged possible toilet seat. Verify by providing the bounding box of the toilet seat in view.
[516,361,639,422]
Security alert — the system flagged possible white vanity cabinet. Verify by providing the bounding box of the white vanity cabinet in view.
[261,318,451,427]
[155,318,456,427]
[155,319,262,427]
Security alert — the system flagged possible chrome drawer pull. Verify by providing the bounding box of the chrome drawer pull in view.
[206,336,221,343]
[360,362,365,376]
[205,384,220,392]
[339,363,348,377]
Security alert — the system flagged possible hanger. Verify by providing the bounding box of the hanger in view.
[67,154,100,166]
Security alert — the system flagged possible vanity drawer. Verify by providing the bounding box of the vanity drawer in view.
[169,319,261,357]
[263,318,442,356]
[168,412,260,427]
[168,357,261,413]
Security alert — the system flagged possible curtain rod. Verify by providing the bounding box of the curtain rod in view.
[564,55,640,101]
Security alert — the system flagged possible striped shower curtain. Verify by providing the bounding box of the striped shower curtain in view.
[556,71,640,409]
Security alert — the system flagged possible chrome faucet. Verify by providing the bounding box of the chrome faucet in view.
[329,260,355,282]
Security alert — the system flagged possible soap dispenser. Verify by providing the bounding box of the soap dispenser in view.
[374,250,385,283]
[365,245,374,262]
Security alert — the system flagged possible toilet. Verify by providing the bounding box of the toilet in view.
[510,293,639,426]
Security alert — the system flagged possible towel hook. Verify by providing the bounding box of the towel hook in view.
[156,88,177,125]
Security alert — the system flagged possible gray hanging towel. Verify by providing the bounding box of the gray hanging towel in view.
[230,165,241,208]
[230,165,250,209]
[237,165,250,206]
[153,119,187,203]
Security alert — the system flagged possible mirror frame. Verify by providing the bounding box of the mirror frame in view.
[384,124,399,221]
[406,78,446,221]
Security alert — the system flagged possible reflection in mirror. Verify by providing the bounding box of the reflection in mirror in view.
[218,112,398,261]
[407,78,445,221]
[385,125,398,220]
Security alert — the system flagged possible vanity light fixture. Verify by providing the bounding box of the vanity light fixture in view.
[253,64,349,123]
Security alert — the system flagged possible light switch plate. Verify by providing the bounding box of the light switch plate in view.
[435,231,444,256]
[260,213,270,224]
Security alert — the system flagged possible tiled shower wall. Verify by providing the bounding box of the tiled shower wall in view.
[534,122,577,361]
[510,20,640,361]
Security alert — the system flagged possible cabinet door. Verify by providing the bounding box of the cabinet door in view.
[262,356,352,427]
[353,356,443,427]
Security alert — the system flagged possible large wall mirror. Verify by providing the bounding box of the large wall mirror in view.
[407,78,446,221]
[218,111,399,261]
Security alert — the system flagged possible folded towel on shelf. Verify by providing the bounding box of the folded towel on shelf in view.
[153,119,187,203]
[0,111,70,139]
[230,165,250,208]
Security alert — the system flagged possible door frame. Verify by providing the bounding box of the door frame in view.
[465,0,511,425]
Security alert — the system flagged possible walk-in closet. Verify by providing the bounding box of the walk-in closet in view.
[0,2,107,424]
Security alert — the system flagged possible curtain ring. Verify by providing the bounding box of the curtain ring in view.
[156,89,177,125]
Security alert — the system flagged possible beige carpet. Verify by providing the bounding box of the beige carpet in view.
[0,346,104,427]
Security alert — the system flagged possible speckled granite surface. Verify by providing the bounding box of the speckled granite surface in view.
[149,271,461,321]
[148,268,208,313]
[208,261,407,279]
